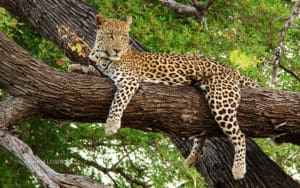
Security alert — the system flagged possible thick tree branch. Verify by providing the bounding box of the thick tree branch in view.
[0,129,105,188]
[268,0,300,84]
[1,30,299,141]
[0,96,35,127]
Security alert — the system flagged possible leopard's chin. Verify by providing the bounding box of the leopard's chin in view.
[108,56,121,61]
[99,51,120,61]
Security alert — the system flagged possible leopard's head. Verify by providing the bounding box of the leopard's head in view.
[89,14,132,63]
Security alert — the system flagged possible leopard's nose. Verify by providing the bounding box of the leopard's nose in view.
[114,49,121,54]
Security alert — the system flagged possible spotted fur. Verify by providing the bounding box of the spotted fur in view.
[88,14,259,180]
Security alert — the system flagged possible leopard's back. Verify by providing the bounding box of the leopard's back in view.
[116,49,258,88]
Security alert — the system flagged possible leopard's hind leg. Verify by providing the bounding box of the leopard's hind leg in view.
[198,74,246,180]
[184,136,206,168]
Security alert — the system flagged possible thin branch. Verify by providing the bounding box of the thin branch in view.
[158,0,197,15]
[82,141,122,148]
[279,62,300,82]
[106,172,118,186]
[283,150,300,166]
[112,167,149,188]
[189,0,215,16]
[110,150,132,170]
[158,0,215,27]
[119,135,145,176]
[190,0,215,29]
[71,152,116,185]
[0,129,104,188]
[72,152,149,187]
[268,0,300,84]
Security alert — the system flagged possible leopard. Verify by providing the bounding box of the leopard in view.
[85,14,259,180]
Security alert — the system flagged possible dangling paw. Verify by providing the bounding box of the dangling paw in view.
[184,157,196,168]
[184,137,205,168]
[232,160,246,180]
[105,118,121,136]
[184,150,202,168]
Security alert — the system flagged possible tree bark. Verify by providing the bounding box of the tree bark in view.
[0,0,299,187]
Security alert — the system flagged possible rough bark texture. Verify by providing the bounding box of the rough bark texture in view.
[0,0,299,187]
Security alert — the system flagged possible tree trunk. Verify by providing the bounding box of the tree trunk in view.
[173,137,300,187]
[0,0,299,187]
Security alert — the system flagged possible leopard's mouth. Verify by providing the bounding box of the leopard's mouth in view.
[107,56,121,61]
[89,56,109,66]
[93,57,111,65]
[89,51,120,66]
[99,51,121,62]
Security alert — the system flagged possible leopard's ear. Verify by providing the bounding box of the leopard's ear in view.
[95,14,107,28]
[126,16,132,25]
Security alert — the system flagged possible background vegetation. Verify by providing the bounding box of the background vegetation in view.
[0,0,299,187]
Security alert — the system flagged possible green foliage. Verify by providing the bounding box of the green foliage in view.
[229,49,257,70]
[0,150,35,188]
[0,119,205,187]
[0,8,67,70]
[0,0,299,187]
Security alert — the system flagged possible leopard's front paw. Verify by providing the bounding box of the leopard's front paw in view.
[68,64,97,74]
[68,64,87,73]
[105,118,121,136]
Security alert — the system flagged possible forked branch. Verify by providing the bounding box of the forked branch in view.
[268,0,300,84]
[158,0,215,27]
[72,152,148,187]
